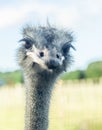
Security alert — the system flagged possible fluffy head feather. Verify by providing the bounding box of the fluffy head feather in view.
[17,25,75,77]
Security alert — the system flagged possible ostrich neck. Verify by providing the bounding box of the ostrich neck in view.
[24,72,56,130]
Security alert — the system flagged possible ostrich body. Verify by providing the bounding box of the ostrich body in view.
[17,25,75,130]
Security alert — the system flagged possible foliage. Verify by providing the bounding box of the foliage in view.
[86,61,102,78]
[61,60,102,81]
[0,70,23,86]
[0,60,102,85]
[61,70,86,81]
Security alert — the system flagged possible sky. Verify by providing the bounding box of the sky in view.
[0,0,102,72]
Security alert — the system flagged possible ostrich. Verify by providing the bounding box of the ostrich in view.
[17,25,75,130]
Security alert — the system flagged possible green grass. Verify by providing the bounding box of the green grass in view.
[0,81,102,130]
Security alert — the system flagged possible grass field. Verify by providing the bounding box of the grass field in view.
[0,81,102,130]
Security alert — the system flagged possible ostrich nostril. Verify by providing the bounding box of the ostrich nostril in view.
[47,60,59,69]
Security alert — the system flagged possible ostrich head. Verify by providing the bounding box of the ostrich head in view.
[17,25,75,76]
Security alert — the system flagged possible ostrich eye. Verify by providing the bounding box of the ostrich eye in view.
[56,54,60,59]
[25,42,32,49]
[19,38,33,49]
[39,52,44,57]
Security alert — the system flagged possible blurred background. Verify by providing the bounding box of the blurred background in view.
[0,0,102,130]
